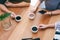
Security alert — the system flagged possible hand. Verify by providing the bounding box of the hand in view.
[38,24,48,30]
[44,12,51,15]
[29,6,35,12]
[10,12,16,18]
[5,2,13,6]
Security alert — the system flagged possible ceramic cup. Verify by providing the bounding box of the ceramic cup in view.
[28,13,35,20]
[15,15,22,22]
[33,38,40,40]
[38,10,46,14]
[31,25,38,33]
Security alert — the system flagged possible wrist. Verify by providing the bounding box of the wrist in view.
[29,6,35,12]
[49,11,52,15]
[46,25,50,28]
[46,24,55,28]
[45,11,51,15]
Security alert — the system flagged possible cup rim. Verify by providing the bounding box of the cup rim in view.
[15,15,22,22]
[31,25,38,33]
[28,13,35,19]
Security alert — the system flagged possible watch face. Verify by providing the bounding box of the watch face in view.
[39,10,46,14]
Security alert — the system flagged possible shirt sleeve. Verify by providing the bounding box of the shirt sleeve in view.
[30,0,38,6]
[0,0,6,4]
[40,0,44,3]
[55,21,60,31]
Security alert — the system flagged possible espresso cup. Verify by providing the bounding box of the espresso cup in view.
[15,15,22,22]
[39,10,46,14]
[28,13,35,20]
[33,38,40,40]
[31,25,38,33]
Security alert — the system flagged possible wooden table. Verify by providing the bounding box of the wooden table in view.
[0,7,28,40]
[0,7,60,40]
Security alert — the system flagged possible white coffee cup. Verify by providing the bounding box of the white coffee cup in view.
[31,25,38,33]
[15,15,22,22]
[28,13,35,20]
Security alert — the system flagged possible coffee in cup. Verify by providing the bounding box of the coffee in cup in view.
[15,15,22,22]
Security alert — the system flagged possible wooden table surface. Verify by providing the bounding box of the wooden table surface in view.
[0,6,60,40]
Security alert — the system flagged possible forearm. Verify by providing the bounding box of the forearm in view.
[8,2,30,7]
[51,10,60,15]
[29,0,40,12]
[46,24,55,28]
[0,4,11,13]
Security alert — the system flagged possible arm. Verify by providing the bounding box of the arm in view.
[29,0,41,12]
[39,22,60,30]
[46,24,55,28]
[0,4,16,18]
[51,10,60,15]
[47,22,60,30]
[0,4,11,13]
[45,10,60,15]
[13,2,30,7]
[38,23,55,29]
[5,2,30,7]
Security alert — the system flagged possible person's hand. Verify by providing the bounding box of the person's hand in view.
[5,2,13,6]
[44,11,51,15]
[29,6,35,12]
[38,24,48,30]
[10,12,16,18]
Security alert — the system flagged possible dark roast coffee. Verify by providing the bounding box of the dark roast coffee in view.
[33,38,40,40]
[22,38,32,40]
[53,38,58,40]
[39,10,46,14]
[32,27,37,31]
[16,16,21,20]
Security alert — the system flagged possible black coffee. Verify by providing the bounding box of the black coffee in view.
[33,38,40,40]
[29,14,34,17]
[39,10,46,14]
[22,38,32,40]
[32,27,37,31]
[16,16,21,20]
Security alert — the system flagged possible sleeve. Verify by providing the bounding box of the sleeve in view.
[30,0,38,6]
[30,0,44,6]
[0,0,6,4]
[24,0,30,3]
[55,21,60,31]
[40,0,44,3]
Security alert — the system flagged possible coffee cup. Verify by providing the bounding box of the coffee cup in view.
[33,38,40,40]
[31,25,38,33]
[15,15,22,22]
[28,13,35,20]
[38,10,46,14]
